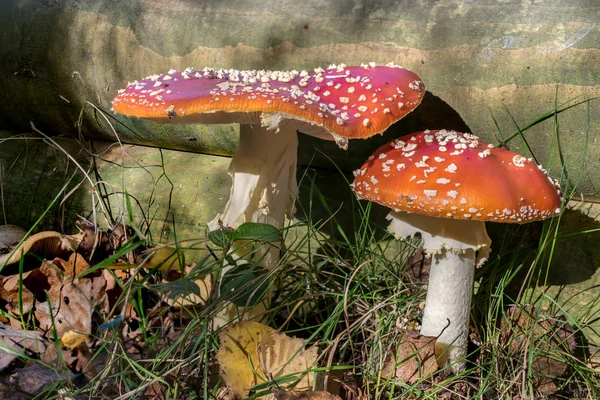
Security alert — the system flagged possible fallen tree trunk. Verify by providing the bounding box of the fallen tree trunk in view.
[0,0,598,194]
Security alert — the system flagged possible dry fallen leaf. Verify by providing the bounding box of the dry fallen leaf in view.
[217,321,321,399]
[142,246,184,271]
[0,323,46,371]
[34,261,106,338]
[42,342,78,372]
[144,381,165,400]
[272,389,342,400]
[109,224,136,265]
[499,305,578,395]
[588,347,600,372]
[0,274,35,317]
[380,330,438,384]
[108,245,185,272]
[61,330,90,349]
[8,362,71,395]
[75,341,98,381]
[257,331,319,393]
[164,263,212,308]
[217,321,275,398]
[215,386,237,400]
[72,219,112,263]
[0,225,26,252]
[212,300,271,330]
[52,252,92,276]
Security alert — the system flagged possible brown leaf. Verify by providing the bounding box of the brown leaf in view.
[110,224,136,264]
[8,319,21,330]
[273,389,342,400]
[437,380,468,400]
[0,323,46,371]
[103,268,118,292]
[4,288,34,317]
[34,261,106,338]
[73,219,112,263]
[144,381,166,400]
[91,275,110,315]
[215,387,237,400]
[499,305,578,393]
[2,273,27,292]
[75,342,98,381]
[1,274,35,316]
[101,268,121,313]
[42,342,77,372]
[588,349,600,372]
[22,268,51,299]
[0,225,26,252]
[8,362,70,395]
[380,330,438,384]
[51,253,92,276]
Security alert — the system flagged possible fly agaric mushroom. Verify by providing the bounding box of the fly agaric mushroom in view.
[112,63,424,267]
[352,129,562,372]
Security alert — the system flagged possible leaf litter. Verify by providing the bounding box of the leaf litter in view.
[0,220,588,399]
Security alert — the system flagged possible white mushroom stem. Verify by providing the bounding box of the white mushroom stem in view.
[387,210,491,373]
[420,249,475,372]
[209,123,298,328]
[209,123,298,268]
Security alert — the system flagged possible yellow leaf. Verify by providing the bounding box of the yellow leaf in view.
[217,322,321,399]
[142,246,183,271]
[165,264,213,308]
[257,331,318,392]
[61,330,90,349]
[107,246,183,271]
[217,321,275,398]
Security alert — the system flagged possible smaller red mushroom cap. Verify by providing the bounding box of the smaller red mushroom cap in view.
[352,130,562,223]
[111,63,424,141]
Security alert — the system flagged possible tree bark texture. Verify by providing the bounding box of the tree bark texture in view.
[0,0,598,195]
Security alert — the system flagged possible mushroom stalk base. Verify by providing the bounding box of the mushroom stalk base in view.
[386,211,491,373]
[420,249,475,373]
[210,124,298,327]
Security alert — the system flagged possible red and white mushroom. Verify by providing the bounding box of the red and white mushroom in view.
[352,129,562,372]
[112,63,424,267]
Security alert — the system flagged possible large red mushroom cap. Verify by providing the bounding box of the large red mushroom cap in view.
[111,63,424,146]
[352,129,562,223]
